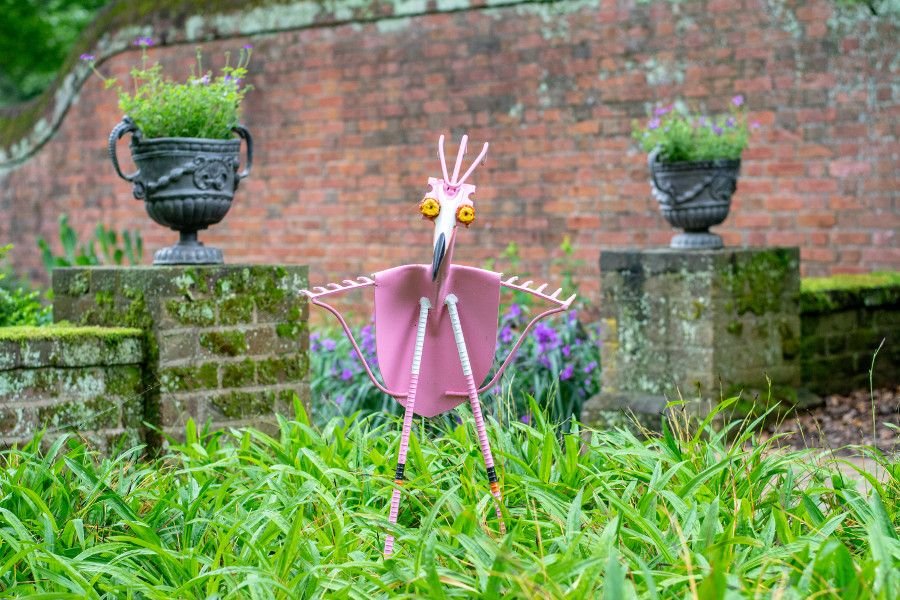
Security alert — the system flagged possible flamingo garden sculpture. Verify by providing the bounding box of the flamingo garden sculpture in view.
[301,135,575,556]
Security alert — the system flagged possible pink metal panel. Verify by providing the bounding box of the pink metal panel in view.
[374,263,500,417]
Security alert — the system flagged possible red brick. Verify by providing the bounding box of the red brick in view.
[0,0,893,302]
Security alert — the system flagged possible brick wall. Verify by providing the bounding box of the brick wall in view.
[0,0,896,314]
[0,326,145,449]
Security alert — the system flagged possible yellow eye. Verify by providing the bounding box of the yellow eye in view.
[456,204,475,226]
[419,197,440,218]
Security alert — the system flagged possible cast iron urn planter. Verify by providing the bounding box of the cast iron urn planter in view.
[648,147,740,249]
[109,116,252,264]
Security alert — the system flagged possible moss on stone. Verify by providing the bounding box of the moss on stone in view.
[210,389,277,419]
[257,354,308,385]
[218,296,254,324]
[38,395,119,430]
[726,321,743,336]
[159,362,219,393]
[165,298,216,326]
[199,330,247,356]
[722,250,795,317]
[0,325,142,342]
[801,271,900,314]
[222,358,255,387]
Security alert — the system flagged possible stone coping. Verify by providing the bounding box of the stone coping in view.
[0,326,144,370]
[800,272,900,314]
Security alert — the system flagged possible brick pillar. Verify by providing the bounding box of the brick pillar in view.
[52,265,309,445]
[582,247,810,429]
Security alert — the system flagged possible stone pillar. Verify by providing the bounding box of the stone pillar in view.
[52,265,309,444]
[582,247,806,428]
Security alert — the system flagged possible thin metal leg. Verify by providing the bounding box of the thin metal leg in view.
[445,294,506,534]
[384,297,431,557]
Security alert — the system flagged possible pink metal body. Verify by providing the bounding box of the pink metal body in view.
[374,264,499,417]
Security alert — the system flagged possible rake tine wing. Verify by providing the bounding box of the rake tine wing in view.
[302,276,375,300]
[500,274,576,308]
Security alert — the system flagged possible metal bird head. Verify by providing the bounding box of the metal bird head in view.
[419,134,489,281]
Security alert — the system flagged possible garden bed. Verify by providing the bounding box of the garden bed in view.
[0,404,896,597]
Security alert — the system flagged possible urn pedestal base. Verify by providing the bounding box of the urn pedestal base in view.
[583,247,813,430]
[153,232,223,265]
[670,230,723,249]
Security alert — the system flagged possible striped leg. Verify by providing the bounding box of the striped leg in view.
[384,297,431,557]
[445,294,506,534]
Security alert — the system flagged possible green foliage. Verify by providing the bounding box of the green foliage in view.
[86,42,252,139]
[37,214,142,273]
[0,0,108,106]
[0,399,897,597]
[632,97,753,162]
[0,244,51,326]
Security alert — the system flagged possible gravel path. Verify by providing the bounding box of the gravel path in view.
[761,386,899,455]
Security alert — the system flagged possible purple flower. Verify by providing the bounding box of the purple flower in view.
[713,125,724,136]
[732,94,744,107]
[751,121,761,129]
[654,104,673,116]
[562,345,571,358]
[243,43,254,50]
[726,117,736,127]
[567,310,578,326]
[322,339,336,352]
[505,303,522,321]
[340,368,353,381]
[648,117,661,130]
[192,74,210,85]
[533,322,559,352]
[698,116,707,126]
[539,356,552,369]
[134,36,154,47]
[80,53,95,62]
[335,394,345,405]
[560,364,574,381]
[584,361,598,373]
[500,325,514,344]
[520,414,531,425]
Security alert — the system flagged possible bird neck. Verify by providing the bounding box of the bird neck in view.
[432,229,457,306]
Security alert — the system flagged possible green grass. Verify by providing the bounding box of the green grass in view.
[1,397,898,598]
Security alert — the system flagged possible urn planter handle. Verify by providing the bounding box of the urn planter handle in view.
[109,116,141,184]
[233,124,253,181]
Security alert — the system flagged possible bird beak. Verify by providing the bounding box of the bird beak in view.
[431,232,446,281]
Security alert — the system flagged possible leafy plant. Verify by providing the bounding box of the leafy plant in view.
[633,95,757,162]
[0,397,896,597]
[83,38,252,139]
[37,213,142,273]
[0,244,51,326]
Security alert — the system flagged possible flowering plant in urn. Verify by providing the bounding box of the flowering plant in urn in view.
[84,38,254,264]
[633,96,757,249]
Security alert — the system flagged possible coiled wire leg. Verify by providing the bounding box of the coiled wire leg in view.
[445,294,506,534]
[384,297,431,556]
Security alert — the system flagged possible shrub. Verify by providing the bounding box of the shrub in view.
[0,244,51,326]
[83,37,252,139]
[632,95,757,162]
[37,213,143,273]
[0,399,896,597]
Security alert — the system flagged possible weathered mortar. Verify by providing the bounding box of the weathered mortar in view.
[52,265,310,443]
[584,247,806,428]
[0,326,145,449]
